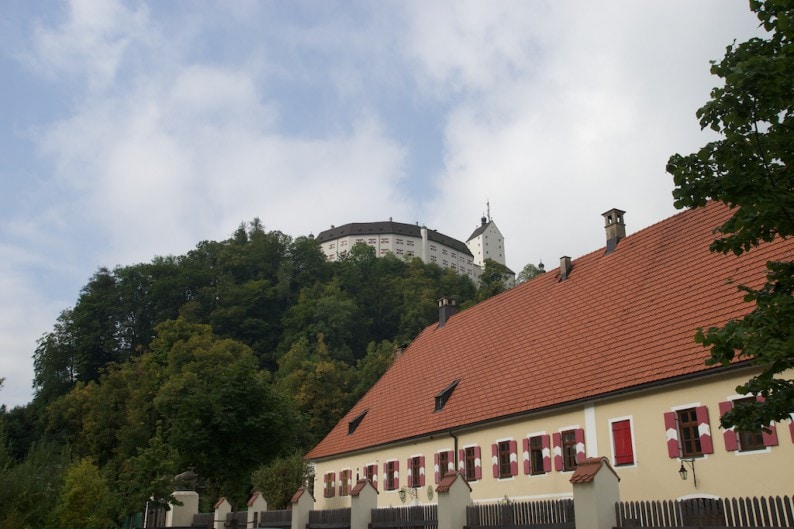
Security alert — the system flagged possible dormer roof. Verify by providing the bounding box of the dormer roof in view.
[306,202,793,460]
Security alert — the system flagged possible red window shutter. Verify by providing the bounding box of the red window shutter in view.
[491,443,499,478]
[407,458,413,488]
[575,428,586,463]
[371,465,378,491]
[509,440,518,476]
[542,435,552,472]
[338,472,342,497]
[395,460,399,489]
[756,396,779,447]
[328,472,336,498]
[790,421,794,443]
[447,450,454,473]
[458,449,465,473]
[696,406,713,454]
[383,462,388,490]
[611,420,634,465]
[718,401,738,451]
[522,438,531,475]
[663,411,679,458]
[434,453,440,484]
[552,432,562,471]
[474,446,482,480]
[419,456,426,486]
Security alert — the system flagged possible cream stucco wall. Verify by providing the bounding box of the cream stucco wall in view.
[310,367,793,510]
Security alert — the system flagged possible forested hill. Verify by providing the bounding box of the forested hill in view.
[1,218,516,524]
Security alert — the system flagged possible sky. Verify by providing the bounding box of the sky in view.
[0,1,763,408]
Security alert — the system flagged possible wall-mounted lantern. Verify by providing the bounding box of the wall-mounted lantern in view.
[678,458,697,487]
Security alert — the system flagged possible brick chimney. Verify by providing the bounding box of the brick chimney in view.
[438,297,457,327]
[602,208,626,255]
[560,256,572,281]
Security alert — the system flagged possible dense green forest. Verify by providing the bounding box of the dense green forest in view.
[0,219,519,528]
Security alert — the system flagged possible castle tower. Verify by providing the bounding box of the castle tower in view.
[465,201,507,268]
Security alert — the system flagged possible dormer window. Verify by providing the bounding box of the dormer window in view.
[348,409,368,435]
[434,380,460,412]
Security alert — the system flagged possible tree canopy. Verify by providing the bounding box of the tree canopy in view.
[667,0,794,431]
[5,217,498,524]
[517,262,546,283]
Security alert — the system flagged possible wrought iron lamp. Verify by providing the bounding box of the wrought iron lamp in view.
[678,458,697,487]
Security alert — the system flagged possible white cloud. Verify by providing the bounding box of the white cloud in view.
[0,240,69,408]
[39,56,409,267]
[28,0,151,92]
[403,1,542,94]
[400,1,760,271]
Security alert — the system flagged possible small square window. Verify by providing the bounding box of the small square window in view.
[435,380,459,411]
[348,409,367,435]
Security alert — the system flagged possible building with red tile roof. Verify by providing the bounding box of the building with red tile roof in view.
[307,202,793,507]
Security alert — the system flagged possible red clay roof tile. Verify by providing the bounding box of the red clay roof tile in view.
[569,457,619,484]
[291,487,312,504]
[436,472,471,493]
[307,203,793,460]
[350,479,377,496]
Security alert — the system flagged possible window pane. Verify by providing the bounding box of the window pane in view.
[529,436,545,475]
[465,447,476,481]
[677,408,702,457]
[562,430,577,471]
[498,441,511,478]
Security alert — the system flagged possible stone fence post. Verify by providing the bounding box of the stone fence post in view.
[350,479,378,529]
[437,472,471,529]
[165,490,199,527]
[214,497,231,529]
[570,457,620,529]
[247,491,268,527]
[291,487,315,529]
